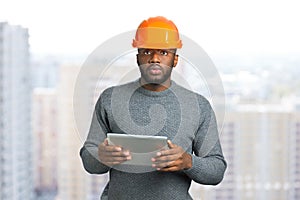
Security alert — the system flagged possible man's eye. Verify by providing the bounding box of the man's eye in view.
[144,51,151,55]
[160,51,168,56]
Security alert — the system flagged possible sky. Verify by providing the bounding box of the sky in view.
[1,0,300,57]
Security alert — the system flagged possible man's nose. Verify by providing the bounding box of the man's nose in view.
[149,52,160,63]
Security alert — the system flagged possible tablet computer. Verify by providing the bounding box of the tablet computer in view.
[107,133,168,166]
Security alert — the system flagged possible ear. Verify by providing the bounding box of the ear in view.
[173,55,179,68]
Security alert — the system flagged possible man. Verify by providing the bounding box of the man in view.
[80,16,227,199]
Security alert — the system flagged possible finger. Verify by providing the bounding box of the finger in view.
[105,160,130,166]
[153,157,183,167]
[152,161,172,169]
[156,148,179,157]
[104,138,109,145]
[100,153,132,164]
[152,159,179,169]
[167,140,176,148]
[100,139,124,151]
[152,154,179,163]
[158,165,180,172]
[103,155,131,162]
[154,160,181,170]
[109,150,131,157]
[101,151,125,157]
[98,139,109,148]
[155,148,183,158]
[100,148,131,157]
[103,161,125,166]
[101,145,122,152]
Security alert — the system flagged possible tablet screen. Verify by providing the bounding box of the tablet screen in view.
[107,133,168,166]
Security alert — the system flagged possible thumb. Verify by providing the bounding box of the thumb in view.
[104,138,109,146]
[167,140,176,149]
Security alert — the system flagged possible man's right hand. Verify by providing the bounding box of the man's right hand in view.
[98,138,131,167]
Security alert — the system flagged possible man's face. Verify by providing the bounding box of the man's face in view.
[137,48,178,85]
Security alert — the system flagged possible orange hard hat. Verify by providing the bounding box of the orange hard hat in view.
[132,16,182,49]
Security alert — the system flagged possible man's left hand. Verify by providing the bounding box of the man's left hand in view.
[151,140,192,171]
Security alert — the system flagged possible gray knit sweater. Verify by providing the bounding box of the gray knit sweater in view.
[80,80,227,200]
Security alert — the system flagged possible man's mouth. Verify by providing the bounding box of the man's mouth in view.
[148,64,162,75]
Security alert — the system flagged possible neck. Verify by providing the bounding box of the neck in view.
[139,79,171,92]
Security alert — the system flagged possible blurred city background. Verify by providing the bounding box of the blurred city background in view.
[1,0,300,200]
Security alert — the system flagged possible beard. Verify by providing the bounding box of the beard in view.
[138,63,173,85]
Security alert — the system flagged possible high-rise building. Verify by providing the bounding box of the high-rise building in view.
[31,56,59,88]
[56,64,87,200]
[0,22,34,199]
[56,52,139,199]
[289,104,300,200]
[191,103,300,200]
[56,64,109,200]
[32,88,58,199]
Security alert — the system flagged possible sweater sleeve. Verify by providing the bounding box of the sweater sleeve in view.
[79,92,111,174]
[183,98,227,185]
